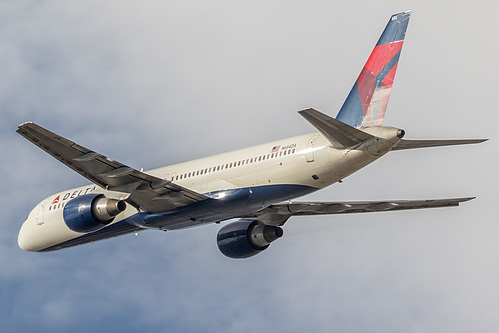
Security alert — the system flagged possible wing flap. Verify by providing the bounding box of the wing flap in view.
[17,122,207,213]
[243,197,475,226]
[283,197,474,214]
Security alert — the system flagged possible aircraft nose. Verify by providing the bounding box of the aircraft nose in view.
[18,220,39,252]
[18,228,31,251]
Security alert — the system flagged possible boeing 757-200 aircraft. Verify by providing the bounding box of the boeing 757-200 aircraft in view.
[17,12,486,258]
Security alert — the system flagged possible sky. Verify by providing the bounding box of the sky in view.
[1,1,498,332]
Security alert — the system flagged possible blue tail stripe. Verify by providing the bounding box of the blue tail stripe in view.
[376,11,411,46]
[375,48,402,85]
[335,11,411,128]
[335,82,364,128]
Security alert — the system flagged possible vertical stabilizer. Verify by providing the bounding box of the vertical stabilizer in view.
[336,11,411,127]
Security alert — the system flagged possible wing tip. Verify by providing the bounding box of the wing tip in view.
[297,107,317,114]
[459,196,478,204]
[17,121,34,129]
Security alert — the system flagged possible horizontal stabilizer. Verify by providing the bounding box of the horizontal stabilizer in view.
[393,138,488,150]
[298,108,373,148]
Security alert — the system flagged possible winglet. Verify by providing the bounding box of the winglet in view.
[336,11,411,127]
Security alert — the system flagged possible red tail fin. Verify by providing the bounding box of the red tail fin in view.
[336,11,411,127]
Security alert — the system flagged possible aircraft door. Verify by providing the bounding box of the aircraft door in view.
[36,204,45,226]
[306,135,319,163]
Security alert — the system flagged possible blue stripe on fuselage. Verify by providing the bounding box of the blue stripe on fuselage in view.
[140,184,317,229]
[40,184,318,251]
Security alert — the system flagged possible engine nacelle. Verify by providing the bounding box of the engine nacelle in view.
[63,194,126,233]
[217,219,283,259]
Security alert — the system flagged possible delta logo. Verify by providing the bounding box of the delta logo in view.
[50,186,97,205]
[51,195,60,205]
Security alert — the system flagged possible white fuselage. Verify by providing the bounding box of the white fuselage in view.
[18,128,402,252]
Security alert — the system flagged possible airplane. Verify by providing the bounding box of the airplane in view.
[17,11,487,258]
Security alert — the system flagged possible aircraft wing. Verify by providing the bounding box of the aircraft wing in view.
[17,122,208,213]
[243,197,476,226]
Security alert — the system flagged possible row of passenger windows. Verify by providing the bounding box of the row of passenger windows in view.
[172,148,296,181]
[49,203,66,211]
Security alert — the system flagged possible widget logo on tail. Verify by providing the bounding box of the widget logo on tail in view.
[336,11,411,128]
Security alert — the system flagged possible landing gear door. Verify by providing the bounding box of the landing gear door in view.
[306,135,319,163]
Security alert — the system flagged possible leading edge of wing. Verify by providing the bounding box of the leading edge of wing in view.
[244,197,476,226]
[17,122,208,213]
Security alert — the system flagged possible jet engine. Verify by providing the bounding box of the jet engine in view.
[217,219,283,259]
[63,194,126,233]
